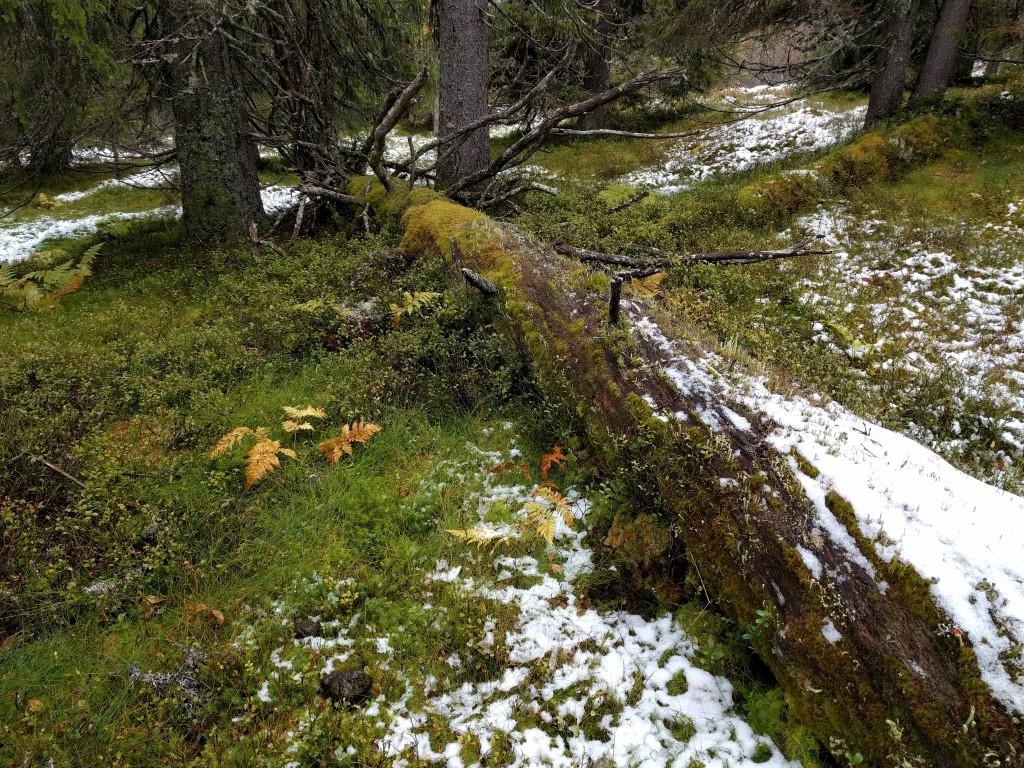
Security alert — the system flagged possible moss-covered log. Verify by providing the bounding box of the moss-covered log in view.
[379,189,1024,768]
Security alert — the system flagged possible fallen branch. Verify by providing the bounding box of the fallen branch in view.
[461,268,499,296]
[362,68,428,190]
[550,127,702,140]
[33,456,86,489]
[607,190,649,214]
[553,238,830,269]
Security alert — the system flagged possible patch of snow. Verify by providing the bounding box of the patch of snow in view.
[1,184,298,263]
[621,101,866,194]
[55,165,178,202]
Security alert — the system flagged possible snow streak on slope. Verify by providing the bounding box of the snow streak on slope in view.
[54,165,179,202]
[633,315,1024,715]
[621,101,865,194]
[0,184,298,263]
[239,446,797,768]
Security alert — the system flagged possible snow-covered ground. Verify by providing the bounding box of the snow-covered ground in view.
[633,314,1024,715]
[621,89,866,194]
[54,165,178,203]
[0,183,298,263]
[793,201,1024,463]
[237,444,796,767]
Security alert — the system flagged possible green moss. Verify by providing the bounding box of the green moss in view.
[790,448,820,479]
[668,715,697,743]
[666,669,689,696]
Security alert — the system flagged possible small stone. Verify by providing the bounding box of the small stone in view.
[319,668,372,706]
[294,618,322,639]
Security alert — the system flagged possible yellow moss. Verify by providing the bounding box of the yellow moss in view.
[737,173,816,216]
[347,175,445,223]
[887,115,950,163]
[821,133,891,186]
[399,199,505,272]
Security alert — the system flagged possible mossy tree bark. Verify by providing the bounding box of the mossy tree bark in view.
[388,193,1024,768]
[166,1,264,243]
[865,0,920,129]
[436,0,491,190]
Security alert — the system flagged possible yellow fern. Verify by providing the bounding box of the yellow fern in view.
[533,486,574,527]
[447,525,514,548]
[389,291,442,329]
[320,419,382,465]
[521,501,557,543]
[210,426,296,486]
[209,427,261,458]
[632,272,666,298]
[282,405,328,420]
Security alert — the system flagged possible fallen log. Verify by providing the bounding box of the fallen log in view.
[386,189,1024,768]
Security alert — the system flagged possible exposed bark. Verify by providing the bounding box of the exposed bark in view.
[865,0,921,129]
[166,2,264,243]
[579,0,615,131]
[436,0,491,190]
[914,0,975,100]
[394,194,1024,768]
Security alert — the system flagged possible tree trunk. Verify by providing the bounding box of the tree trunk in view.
[865,0,921,128]
[390,192,1024,768]
[436,0,491,190]
[914,0,974,100]
[167,3,264,243]
[28,125,74,175]
[579,0,615,131]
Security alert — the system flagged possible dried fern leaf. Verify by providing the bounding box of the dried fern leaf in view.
[245,438,282,487]
[281,420,316,433]
[210,427,258,457]
[282,405,327,420]
[534,486,574,528]
[633,272,666,297]
[539,445,568,482]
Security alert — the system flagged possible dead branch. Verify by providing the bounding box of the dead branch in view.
[33,456,87,489]
[553,238,830,269]
[607,190,649,213]
[550,127,702,140]
[461,267,499,295]
[446,64,687,196]
[363,68,428,190]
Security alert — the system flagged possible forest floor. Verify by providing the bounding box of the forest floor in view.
[2,79,1023,766]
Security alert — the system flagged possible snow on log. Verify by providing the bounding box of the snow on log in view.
[387,191,1024,767]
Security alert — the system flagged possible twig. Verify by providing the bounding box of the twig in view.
[607,190,650,214]
[33,456,87,489]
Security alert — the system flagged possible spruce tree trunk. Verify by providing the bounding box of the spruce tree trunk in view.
[579,0,614,131]
[436,0,491,190]
[914,0,974,100]
[389,193,1024,768]
[865,0,920,128]
[167,2,263,243]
